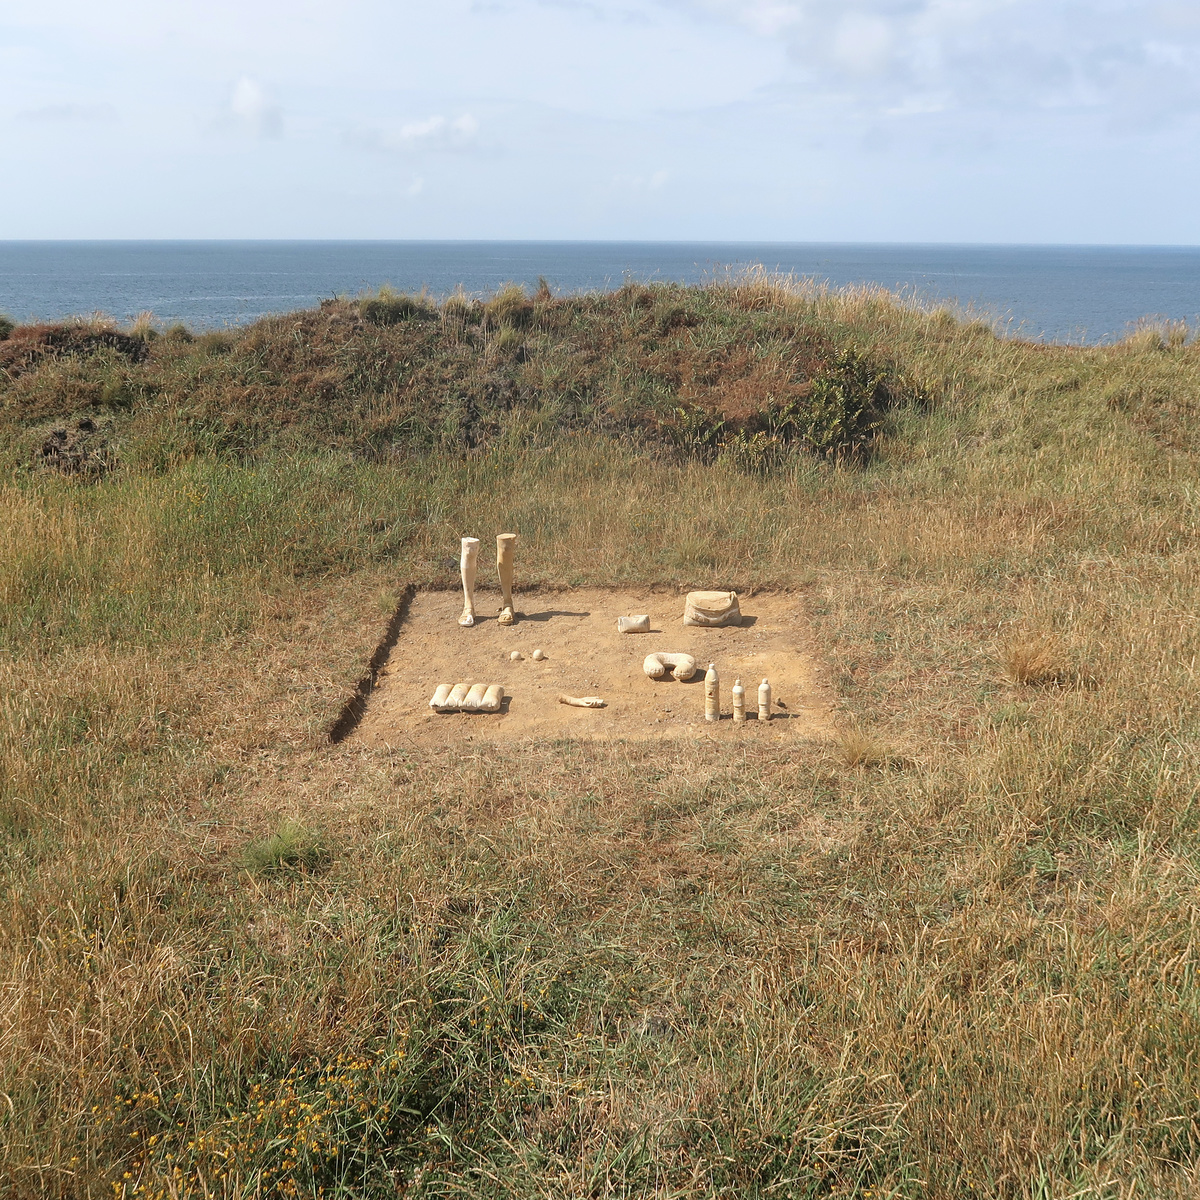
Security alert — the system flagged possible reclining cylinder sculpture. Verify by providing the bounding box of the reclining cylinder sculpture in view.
[558,694,606,708]
[683,591,742,628]
[429,683,505,712]
[704,663,720,722]
[732,679,746,723]
[643,652,697,681]
[458,537,481,626]
[617,615,650,634]
[496,533,517,626]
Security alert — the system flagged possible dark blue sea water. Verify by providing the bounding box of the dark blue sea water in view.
[2,241,1199,345]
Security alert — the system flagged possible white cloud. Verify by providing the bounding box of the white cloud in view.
[350,112,482,154]
[17,102,117,122]
[228,76,282,138]
[670,0,1200,126]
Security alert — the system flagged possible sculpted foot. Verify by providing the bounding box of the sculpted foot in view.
[459,537,480,627]
[496,533,517,625]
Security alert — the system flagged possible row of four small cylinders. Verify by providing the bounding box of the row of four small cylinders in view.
[703,664,772,723]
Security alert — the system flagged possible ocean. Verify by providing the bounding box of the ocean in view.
[2,241,1199,345]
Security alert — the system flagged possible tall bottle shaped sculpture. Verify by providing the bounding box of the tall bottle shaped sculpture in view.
[758,678,772,722]
[458,537,480,626]
[731,679,746,723]
[704,663,720,723]
[496,533,517,626]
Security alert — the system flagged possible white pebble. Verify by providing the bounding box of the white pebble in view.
[510,651,524,661]
[531,648,546,661]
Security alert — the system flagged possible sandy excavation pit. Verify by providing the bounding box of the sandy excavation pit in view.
[353,588,836,746]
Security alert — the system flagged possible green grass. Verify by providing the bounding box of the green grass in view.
[3,278,1200,1197]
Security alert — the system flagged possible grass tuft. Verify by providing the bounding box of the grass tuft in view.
[241,821,331,876]
[1003,636,1070,687]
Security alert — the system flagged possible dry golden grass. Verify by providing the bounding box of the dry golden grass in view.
[5,279,1200,1197]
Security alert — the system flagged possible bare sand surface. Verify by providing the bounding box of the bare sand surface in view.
[354,588,837,746]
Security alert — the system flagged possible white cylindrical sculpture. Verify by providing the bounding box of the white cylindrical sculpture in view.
[462,683,488,710]
[446,682,469,708]
[732,679,745,723]
[479,684,504,712]
[617,615,650,634]
[642,652,697,681]
[704,663,719,722]
[458,537,480,627]
[496,533,517,626]
[758,678,772,722]
[558,694,606,708]
[683,591,742,628]
[429,683,453,709]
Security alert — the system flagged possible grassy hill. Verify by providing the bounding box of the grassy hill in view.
[3,277,1200,1199]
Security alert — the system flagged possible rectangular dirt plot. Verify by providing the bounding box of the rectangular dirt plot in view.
[354,588,836,746]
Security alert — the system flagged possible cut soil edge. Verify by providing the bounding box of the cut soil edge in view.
[328,584,416,744]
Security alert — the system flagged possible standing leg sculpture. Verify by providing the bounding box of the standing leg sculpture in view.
[496,533,517,626]
[458,537,480,627]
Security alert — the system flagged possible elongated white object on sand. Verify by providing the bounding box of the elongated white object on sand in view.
[431,683,505,712]
[643,652,697,681]
[704,663,720,722]
[732,679,746,723]
[497,533,517,625]
[558,694,606,708]
[459,537,480,626]
[758,678,772,722]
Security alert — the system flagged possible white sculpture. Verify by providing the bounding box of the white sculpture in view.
[642,652,697,681]
[429,683,505,712]
[510,651,523,661]
[683,591,742,628]
[558,694,606,708]
[758,679,772,721]
[496,533,517,625]
[458,537,481,626]
[704,663,720,722]
[531,648,546,661]
[617,615,650,634]
[732,679,746,723]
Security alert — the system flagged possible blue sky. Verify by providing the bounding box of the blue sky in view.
[3,0,1200,242]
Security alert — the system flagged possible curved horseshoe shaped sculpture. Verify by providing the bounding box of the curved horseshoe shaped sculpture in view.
[642,652,698,681]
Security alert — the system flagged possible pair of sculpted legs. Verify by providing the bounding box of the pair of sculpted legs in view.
[458,533,517,627]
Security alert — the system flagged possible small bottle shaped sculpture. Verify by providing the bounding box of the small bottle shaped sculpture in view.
[758,678,772,722]
[732,679,746,723]
[704,663,720,722]
[683,591,742,628]
[458,537,481,626]
[496,533,517,626]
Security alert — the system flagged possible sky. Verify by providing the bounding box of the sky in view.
[3,0,1200,242]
